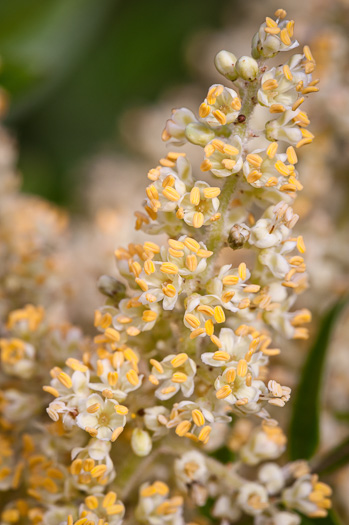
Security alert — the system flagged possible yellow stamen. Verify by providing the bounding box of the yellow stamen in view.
[283,64,293,80]
[238,262,247,280]
[203,186,221,199]
[87,403,100,414]
[171,353,188,368]
[142,310,158,323]
[57,372,72,389]
[216,385,232,399]
[111,426,124,442]
[172,372,188,383]
[280,28,291,46]
[225,368,236,383]
[175,420,191,436]
[190,187,201,206]
[246,153,263,167]
[214,305,225,323]
[160,262,178,275]
[205,319,214,336]
[126,369,139,386]
[193,212,204,228]
[162,186,181,202]
[185,314,201,329]
[184,237,200,252]
[199,102,210,118]
[237,359,248,377]
[267,142,278,158]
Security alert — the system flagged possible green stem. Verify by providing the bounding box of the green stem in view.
[204,80,260,276]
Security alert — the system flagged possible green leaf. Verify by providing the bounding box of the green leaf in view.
[289,297,349,461]
[313,435,349,475]
[209,445,235,464]
[334,411,349,423]
[300,509,343,525]
[198,497,219,524]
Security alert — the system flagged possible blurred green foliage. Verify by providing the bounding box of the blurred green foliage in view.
[0,0,230,205]
[289,297,349,461]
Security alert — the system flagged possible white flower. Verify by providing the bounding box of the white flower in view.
[249,203,298,249]
[76,394,126,441]
[206,262,258,315]
[265,110,304,145]
[151,354,196,401]
[252,18,299,59]
[258,68,298,109]
[201,328,266,379]
[0,338,36,379]
[240,425,286,466]
[167,398,230,443]
[178,181,220,228]
[258,463,285,494]
[214,369,267,416]
[237,482,270,515]
[213,495,242,523]
[144,155,190,215]
[2,389,39,422]
[202,136,243,177]
[110,298,161,338]
[50,369,91,412]
[143,406,170,439]
[164,235,213,277]
[183,293,223,338]
[138,271,182,311]
[72,438,112,462]
[136,482,184,525]
[174,451,208,490]
[162,107,198,145]
[283,475,332,518]
[243,150,301,200]
[43,506,76,525]
[255,511,301,525]
[78,492,125,525]
[90,357,142,402]
[199,84,241,128]
[70,439,115,492]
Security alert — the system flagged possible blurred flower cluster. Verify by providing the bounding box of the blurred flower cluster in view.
[1,5,348,525]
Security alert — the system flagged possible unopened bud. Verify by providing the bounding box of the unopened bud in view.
[131,428,152,457]
[228,224,250,250]
[185,123,215,147]
[235,56,259,81]
[251,32,261,59]
[97,275,126,301]
[214,50,238,81]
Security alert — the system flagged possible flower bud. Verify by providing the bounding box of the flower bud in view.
[235,56,259,81]
[228,224,250,249]
[214,50,238,81]
[131,428,152,457]
[97,275,126,301]
[185,123,215,147]
[251,32,261,59]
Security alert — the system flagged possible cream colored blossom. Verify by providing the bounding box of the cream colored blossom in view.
[76,394,126,441]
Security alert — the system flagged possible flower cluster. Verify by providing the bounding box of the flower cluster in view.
[0,8,334,525]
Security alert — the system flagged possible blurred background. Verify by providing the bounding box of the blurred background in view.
[0,0,234,205]
[1,0,349,520]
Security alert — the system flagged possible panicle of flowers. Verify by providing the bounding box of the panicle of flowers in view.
[0,8,333,525]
